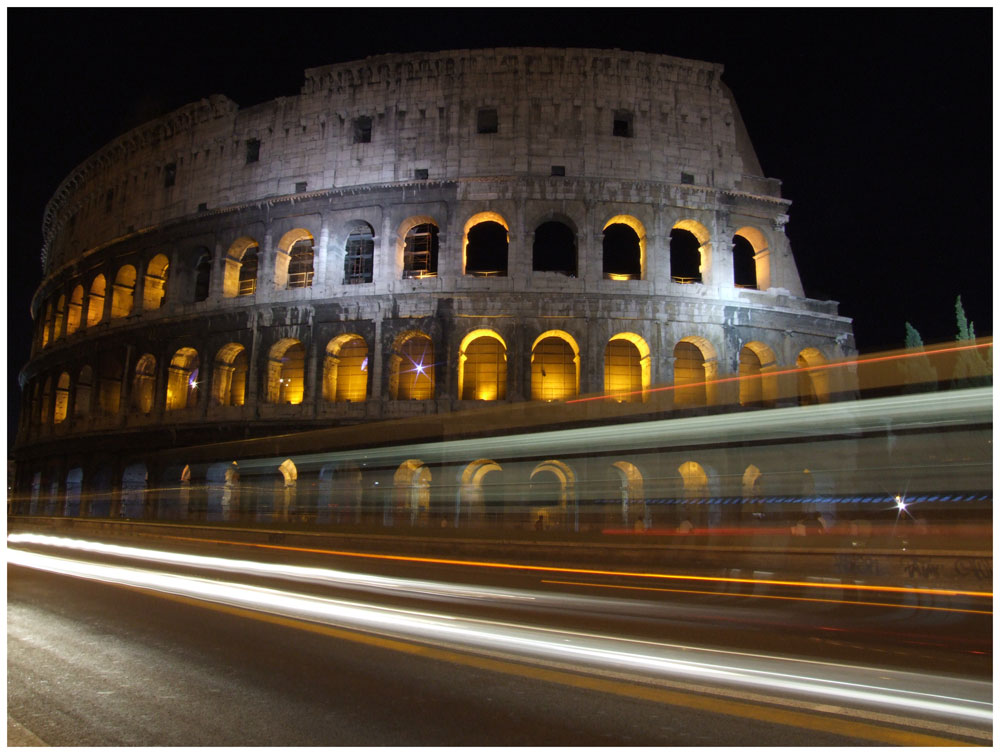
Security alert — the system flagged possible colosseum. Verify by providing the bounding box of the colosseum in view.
[14,47,857,526]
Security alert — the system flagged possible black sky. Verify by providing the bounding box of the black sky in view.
[7,8,992,445]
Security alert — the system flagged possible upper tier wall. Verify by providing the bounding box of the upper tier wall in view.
[42,47,775,273]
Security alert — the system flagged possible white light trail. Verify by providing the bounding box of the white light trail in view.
[8,538,992,730]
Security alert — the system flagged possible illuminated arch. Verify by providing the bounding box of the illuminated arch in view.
[678,461,710,497]
[397,216,440,279]
[131,353,157,414]
[40,300,53,348]
[211,343,248,407]
[529,459,575,526]
[223,236,260,297]
[602,214,646,280]
[166,347,200,410]
[86,274,106,327]
[611,460,646,527]
[673,335,718,407]
[53,295,66,341]
[463,211,510,276]
[390,331,435,400]
[323,334,369,402]
[796,347,829,405]
[267,338,306,404]
[67,285,84,335]
[742,464,763,496]
[531,330,580,401]
[274,228,315,289]
[143,253,170,310]
[53,372,71,424]
[733,226,771,291]
[458,458,504,525]
[111,265,137,319]
[670,219,711,284]
[605,332,651,402]
[738,341,779,406]
[458,329,507,401]
[394,459,431,525]
[98,351,124,416]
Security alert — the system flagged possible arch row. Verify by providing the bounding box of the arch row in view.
[21,325,830,440]
[32,210,779,355]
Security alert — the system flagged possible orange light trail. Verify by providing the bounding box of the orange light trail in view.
[566,340,993,404]
[161,534,992,599]
[541,580,992,615]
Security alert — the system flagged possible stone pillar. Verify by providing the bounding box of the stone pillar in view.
[314,218,330,291]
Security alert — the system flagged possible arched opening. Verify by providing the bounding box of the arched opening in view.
[677,460,710,530]
[121,463,148,519]
[733,226,770,291]
[532,221,577,276]
[323,335,369,402]
[74,366,93,418]
[275,459,297,522]
[739,342,779,407]
[39,377,53,424]
[131,353,157,414]
[458,459,504,527]
[604,333,650,402]
[193,252,212,302]
[165,347,200,410]
[41,301,53,348]
[67,285,84,335]
[54,372,71,424]
[531,331,579,401]
[286,240,314,289]
[206,462,240,521]
[797,348,829,405]
[343,222,375,285]
[53,295,66,341]
[211,343,248,407]
[402,223,439,278]
[86,274,106,326]
[670,220,710,283]
[611,461,645,529]
[318,463,363,524]
[732,235,757,289]
[90,466,114,518]
[111,265,137,319]
[464,214,509,276]
[394,459,431,526]
[459,329,507,401]
[673,337,717,408]
[64,468,84,517]
[602,216,644,280]
[223,237,260,297]
[267,339,305,404]
[742,464,764,522]
[98,351,124,415]
[143,253,170,309]
[529,460,575,529]
[390,332,435,400]
[274,229,314,289]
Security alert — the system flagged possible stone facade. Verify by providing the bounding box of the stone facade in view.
[16,48,855,521]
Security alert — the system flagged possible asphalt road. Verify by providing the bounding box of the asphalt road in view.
[7,534,992,746]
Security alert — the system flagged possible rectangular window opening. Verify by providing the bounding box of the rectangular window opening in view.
[164,163,176,188]
[613,110,634,138]
[246,138,260,164]
[477,108,498,134]
[414,168,429,180]
[353,116,372,143]
[551,165,566,177]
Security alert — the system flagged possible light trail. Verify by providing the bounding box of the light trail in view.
[9,532,991,606]
[541,579,992,616]
[7,539,993,738]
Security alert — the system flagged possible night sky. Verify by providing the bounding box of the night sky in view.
[7,8,992,445]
